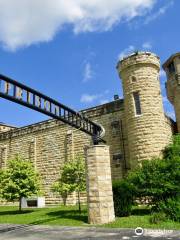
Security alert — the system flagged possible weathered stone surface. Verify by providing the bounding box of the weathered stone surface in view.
[117,52,173,168]
[85,145,115,224]
[0,101,127,204]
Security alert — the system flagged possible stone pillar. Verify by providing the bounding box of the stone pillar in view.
[85,145,115,224]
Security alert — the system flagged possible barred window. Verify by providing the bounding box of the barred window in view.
[133,92,142,116]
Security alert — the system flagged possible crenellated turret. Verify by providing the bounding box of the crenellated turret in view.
[117,52,170,168]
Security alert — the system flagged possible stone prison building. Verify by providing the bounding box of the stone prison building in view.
[0,51,180,205]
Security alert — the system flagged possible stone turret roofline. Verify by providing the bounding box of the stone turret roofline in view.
[117,51,160,74]
[116,51,159,69]
[0,122,16,128]
[162,52,180,70]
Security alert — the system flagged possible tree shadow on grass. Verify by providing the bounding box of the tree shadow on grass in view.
[0,209,35,215]
[29,209,88,225]
[47,209,88,223]
[30,217,63,225]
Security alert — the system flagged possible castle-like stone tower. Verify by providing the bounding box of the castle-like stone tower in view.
[117,52,169,168]
[163,52,180,133]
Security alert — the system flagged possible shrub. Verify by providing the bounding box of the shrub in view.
[126,135,180,221]
[112,180,135,217]
[128,157,180,205]
[155,198,180,222]
[149,212,166,224]
[163,134,180,159]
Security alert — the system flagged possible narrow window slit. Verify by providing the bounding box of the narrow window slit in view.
[133,92,142,116]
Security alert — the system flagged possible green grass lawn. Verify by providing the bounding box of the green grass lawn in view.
[0,205,88,226]
[0,205,179,230]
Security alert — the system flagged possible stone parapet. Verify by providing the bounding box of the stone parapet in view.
[117,51,160,74]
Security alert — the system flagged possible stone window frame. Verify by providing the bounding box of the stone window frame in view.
[133,91,142,116]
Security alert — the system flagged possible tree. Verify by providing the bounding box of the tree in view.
[52,181,73,206]
[52,155,86,213]
[1,156,41,211]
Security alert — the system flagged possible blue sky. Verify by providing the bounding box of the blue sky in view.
[0,0,179,127]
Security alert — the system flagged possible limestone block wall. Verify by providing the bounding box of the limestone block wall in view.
[0,119,91,204]
[0,124,16,133]
[0,100,126,204]
[82,100,129,179]
[117,52,173,168]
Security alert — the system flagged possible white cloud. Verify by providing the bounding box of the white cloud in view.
[118,42,152,60]
[144,1,173,24]
[80,94,99,103]
[0,0,156,51]
[118,45,135,60]
[80,90,109,104]
[142,41,152,49]
[83,62,93,83]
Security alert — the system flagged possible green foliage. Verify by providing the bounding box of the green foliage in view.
[112,180,135,217]
[52,181,73,206]
[128,157,180,204]
[0,156,41,211]
[60,155,86,193]
[127,135,180,221]
[52,155,86,212]
[163,134,180,159]
[155,198,180,222]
